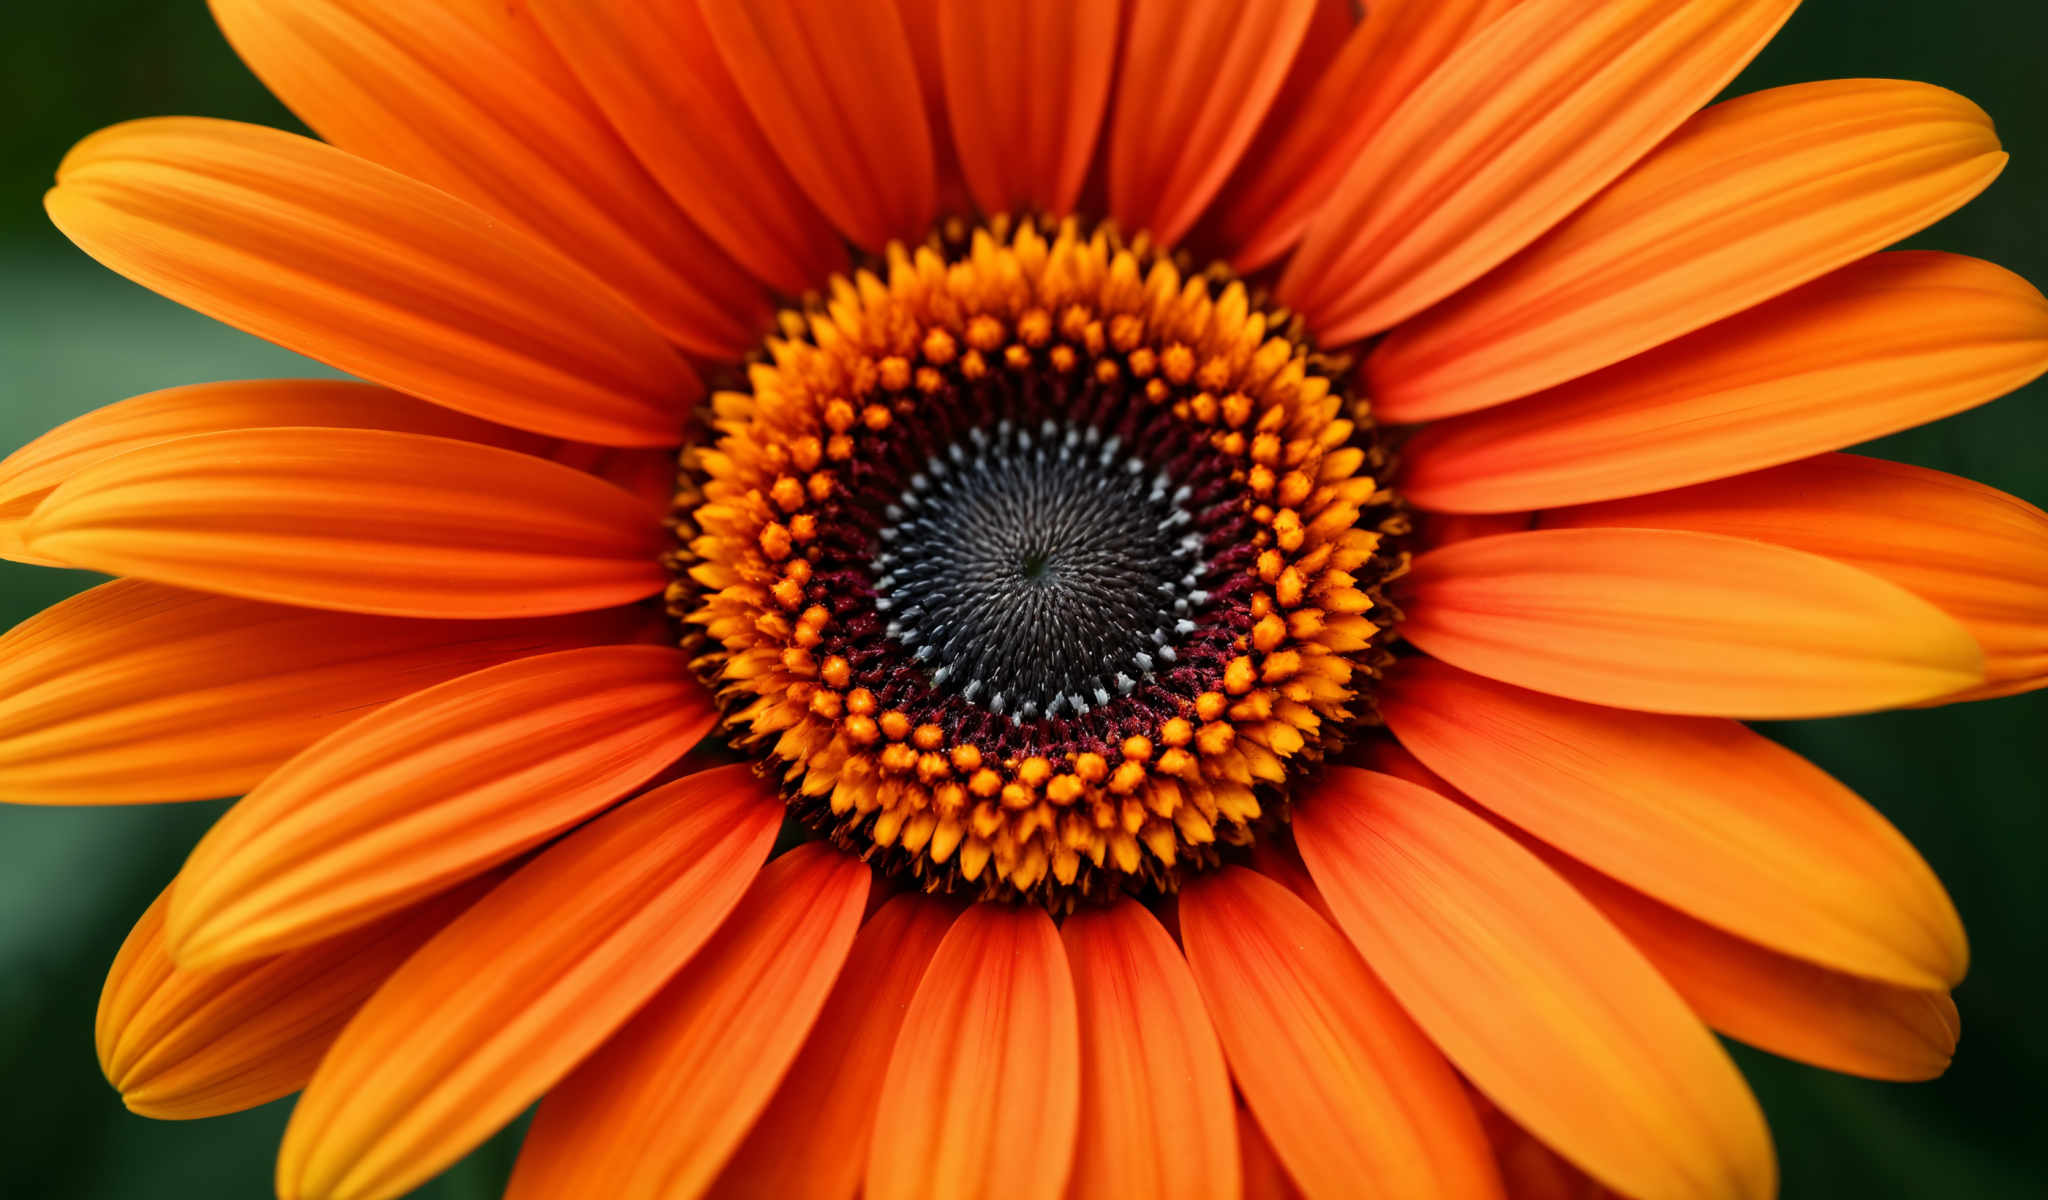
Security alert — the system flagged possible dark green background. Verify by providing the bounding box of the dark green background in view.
[1,1,2042,1195]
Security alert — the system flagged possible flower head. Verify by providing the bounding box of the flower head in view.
[6,1,2046,1198]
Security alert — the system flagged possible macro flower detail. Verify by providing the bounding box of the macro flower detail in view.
[681,217,1400,901]
[2,0,2044,1199]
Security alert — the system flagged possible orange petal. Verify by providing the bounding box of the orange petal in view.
[1061,900,1237,1200]
[1213,0,1520,272]
[98,876,490,1119]
[1379,657,1968,988]
[1106,0,1319,248]
[1402,253,2048,513]
[525,0,845,295]
[276,765,781,1200]
[1178,867,1504,1200]
[208,0,768,355]
[1414,511,1537,553]
[23,427,668,619]
[867,904,1080,1200]
[0,379,547,560]
[46,118,697,446]
[1245,837,1341,929]
[888,0,965,205]
[698,0,936,250]
[167,644,711,966]
[712,893,958,1200]
[1236,1101,1304,1200]
[1358,746,1962,1084]
[1296,768,1775,1200]
[1282,0,1798,343]
[1543,453,2048,700]
[1560,858,1960,1083]
[1397,527,1984,717]
[505,844,870,1199]
[1368,79,2007,422]
[936,0,1119,218]
[1467,1094,1613,1200]
[0,579,645,806]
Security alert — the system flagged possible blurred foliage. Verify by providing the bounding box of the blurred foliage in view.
[1,0,2043,1196]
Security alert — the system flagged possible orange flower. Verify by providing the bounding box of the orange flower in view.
[6,1,2044,1197]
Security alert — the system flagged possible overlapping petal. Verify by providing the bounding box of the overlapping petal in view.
[1213,0,1520,271]
[1402,253,2048,512]
[1562,858,1960,1082]
[935,0,1118,218]
[1378,658,1968,988]
[506,845,870,1199]
[698,0,936,250]
[1282,0,1799,343]
[97,877,489,1119]
[1296,769,1775,1200]
[526,0,844,294]
[713,894,958,1200]
[23,428,669,619]
[1061,900,1237,1200]
[1236,1102,1303,1200]
[1106,0,1319,248]
[1397,527,1984,717]
[167,645,712,966]
[45,118,697,446]
[1369,79,2008,422]
[208,0,768,355]
[1179,867,1504,1200]
[0,579,644,806]
[1544,453,2048,700]
[868,904,1080,1200]
[0,379,548,565]
[276,766,780,1200]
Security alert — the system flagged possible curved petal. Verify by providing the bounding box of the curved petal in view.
[936,0,1118,218]
[1369,736,1961,1083]
[1378,657,1967,988]
[1296,769,1775,1200]
[1469,1096,1608,1200]
[0,580,644,806]
[887,0,966,211]
[506,844,870,1199]
[1281,0,1798,343]
[208,0,768,355]
[867,904,1080,1200]
[23,427,669,619]
[1061,900,1238,1200]
[1178,867,1504,1200]
[1414,511,1537,553]
[1401,253,2048,513]
[1561,858,1960,1083]
[1236,1101,1303,1200]
[1368,79,2007,422]
[1214,0,1520,272]
[525,0,844,294]
[1106,0,1318,248]
[98,876,489,1119]
[46,118,697,446]
[1397,527,1984,717]
[167,645,712,967]
[711,894,958,1200]
[0,379,547,557]
[698,0,936,250]
[276,766,781,1200]
[1543,453,2048,699]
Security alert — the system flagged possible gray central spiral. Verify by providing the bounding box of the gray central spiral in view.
[871,419,1214,721]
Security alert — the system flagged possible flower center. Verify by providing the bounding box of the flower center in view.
[874,418,1220,720]
[671,216,1404,906]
